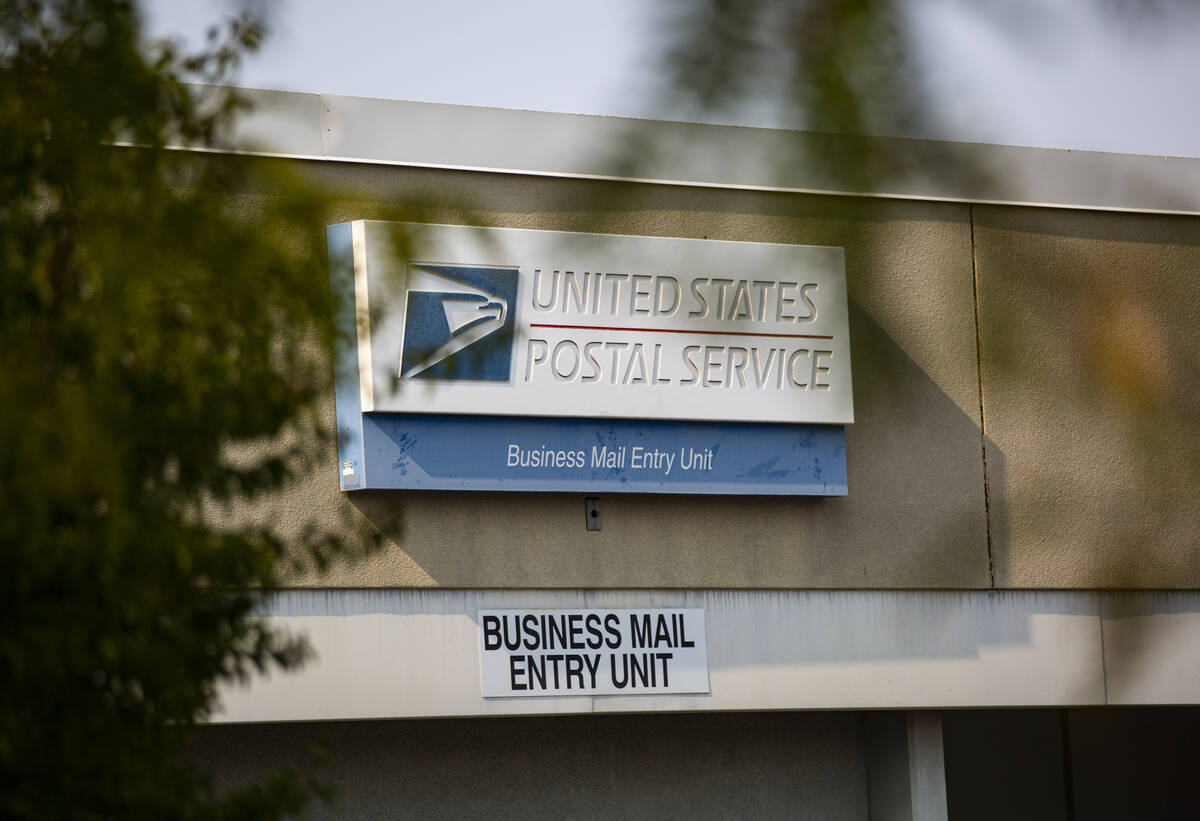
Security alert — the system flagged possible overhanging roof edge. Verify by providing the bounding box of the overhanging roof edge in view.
[175,85,1200,217]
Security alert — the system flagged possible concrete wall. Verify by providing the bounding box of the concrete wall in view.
[194,706,1200,820]
[193,711,869,820]
[257,162,988,589]
[231,158,1199,591]
[195,707,1200,819]
[194,98,1200,821]
[975,207,1200,588]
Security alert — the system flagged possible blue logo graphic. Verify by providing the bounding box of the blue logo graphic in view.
[400,264,518,381]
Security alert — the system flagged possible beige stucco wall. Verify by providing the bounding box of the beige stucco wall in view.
[975,206,1200,588]
[237,157,1197,591]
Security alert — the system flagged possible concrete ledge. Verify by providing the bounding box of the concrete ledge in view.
[212,588,1200,723]
[181,86,1200,216]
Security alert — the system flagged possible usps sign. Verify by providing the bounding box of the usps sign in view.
[329,221,851,495]
[479,608,710,697]
[339,221,852,425]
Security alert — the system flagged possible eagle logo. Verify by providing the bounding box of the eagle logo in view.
[399,264,518,381]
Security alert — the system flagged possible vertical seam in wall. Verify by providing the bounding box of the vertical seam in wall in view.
[969,205,996,588]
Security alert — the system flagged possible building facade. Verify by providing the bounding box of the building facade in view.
[192,90,1200,820]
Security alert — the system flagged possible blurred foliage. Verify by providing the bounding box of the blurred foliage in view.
[650,0,1200,192]
[650,0,1200,594]
[0,0,354,817]
[659,0,926,139]
[645,0,982,196]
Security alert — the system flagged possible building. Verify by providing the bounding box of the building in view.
[191,89,1200,820]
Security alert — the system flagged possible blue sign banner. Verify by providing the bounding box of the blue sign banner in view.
[337,412,846,495]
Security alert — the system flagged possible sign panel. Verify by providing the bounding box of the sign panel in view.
[329,221,852,495]
[479,608,709,697]
[338,412,845,494]
[340,221,853,425]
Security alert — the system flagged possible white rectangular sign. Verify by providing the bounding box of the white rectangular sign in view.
[345,221,853,424]
[478,608,709,697]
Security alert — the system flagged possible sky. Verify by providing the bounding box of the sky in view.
[143,0,1200,159]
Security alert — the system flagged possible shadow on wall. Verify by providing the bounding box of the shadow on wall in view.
[274,158,1200,592]
[264,585,1087,667]
[344,289,993,590]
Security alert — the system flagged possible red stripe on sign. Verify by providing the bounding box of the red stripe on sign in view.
[529,323,834,341]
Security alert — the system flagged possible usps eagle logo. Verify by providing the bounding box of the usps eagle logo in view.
[399,264,518,381]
